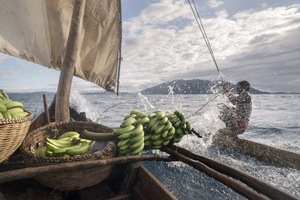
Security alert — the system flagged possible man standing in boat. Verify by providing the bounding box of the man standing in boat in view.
[217,81,252,135]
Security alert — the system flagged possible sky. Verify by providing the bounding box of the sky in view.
[0,0,300,93]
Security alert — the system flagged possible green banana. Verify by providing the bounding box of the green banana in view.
[119,143,131,150]
[5,101,24,109]
[182,123,187,130]
[151,120,161,132]
[118,138,130,147]
[119,148,132,155]
[186,121,192,131]
[148,113,156,118]
[67,141,90,156]
[46,142,60,151]
[46,138,77,148]
[118,130,134,140]
[113,125,135,135]
[144,140,153,146]
[13,112,28,118]
[152,145,163,149]
[124,114,132,120]
[136,112,147,119]
[35,146,47,156]
[130,137,144,149]
[58,132,80,139]
[0,103,6,113]
[164,135,174,141]
[130,109,140,115]
[130,132,144,144]
[130,124,143,137]
[162,130,168,138]
[133,117,149,125]
[173,138,182,143]
[174,110,181,115]
[159,117,168,125]
[171,116,180,124]
[155,124,165,135]
[181,117,186,125]
[168,127,175,136]
[163,140,170,146]
[155,111,165,119]
[178,112,185,121]
[176,127,184,135]
[167,114,178,119]
[0,98,11,104]
[7,107,24,114]
[0,112,3,119]
[174,120,182,128]
[120,117,136,128]
[2,112,11,119]
[144,134,152,141]
[151,134,161,141]
[153,139,164,146]
[130,142,144,155]
[163,121,172,131]
[148,118,159,128]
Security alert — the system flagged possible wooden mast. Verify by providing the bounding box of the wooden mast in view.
[55,0,86,122]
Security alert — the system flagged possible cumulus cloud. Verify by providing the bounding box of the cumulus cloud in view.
[207,0,224,8]
[120,2,300,93]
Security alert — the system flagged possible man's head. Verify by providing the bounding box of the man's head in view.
[237,80,250,93]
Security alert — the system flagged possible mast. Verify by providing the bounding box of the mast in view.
[55,0,86,122]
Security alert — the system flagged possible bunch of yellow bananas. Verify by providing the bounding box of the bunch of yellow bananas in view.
[0,93,29,119]
[35,131,92,157]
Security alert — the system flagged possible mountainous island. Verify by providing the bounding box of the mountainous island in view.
[140,79,269,94]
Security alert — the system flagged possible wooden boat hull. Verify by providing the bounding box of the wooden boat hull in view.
[212,128,300,170]
[0,95,177,200]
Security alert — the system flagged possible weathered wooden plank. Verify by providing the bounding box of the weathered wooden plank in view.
[0,155,173,183]
[162,147,269,200]
[168,144,299,200]
[213,128,300,170]
[132,163,178,200]
[119,162,140,195]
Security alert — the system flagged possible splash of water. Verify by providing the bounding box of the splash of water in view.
[167,85,175,103]
[137,92,154,113]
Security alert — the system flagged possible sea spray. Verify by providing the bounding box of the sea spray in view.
[167,85,175,103]
[137,92,154,113]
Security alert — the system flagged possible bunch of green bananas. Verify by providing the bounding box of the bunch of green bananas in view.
[35,131,92,157]
[0,93,29,119]
[143,110,176,150]
[167,110,192,143]
[113,110,149,156]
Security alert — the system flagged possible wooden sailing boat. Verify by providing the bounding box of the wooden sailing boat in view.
[0,1,299,199]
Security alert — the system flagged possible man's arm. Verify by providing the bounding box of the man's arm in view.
[227,91,251,105]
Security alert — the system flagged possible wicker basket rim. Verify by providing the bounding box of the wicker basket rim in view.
[21,121,117,163]
[0,109,34,125]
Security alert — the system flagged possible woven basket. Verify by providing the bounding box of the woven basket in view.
[20,121,118,191]
[0,109,34,163]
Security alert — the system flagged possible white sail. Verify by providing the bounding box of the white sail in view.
[0,0,122,92]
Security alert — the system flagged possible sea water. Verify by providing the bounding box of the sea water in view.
[6,91,300,199]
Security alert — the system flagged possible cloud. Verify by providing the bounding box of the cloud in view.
[120,2,300,93]
[207,0,224,8]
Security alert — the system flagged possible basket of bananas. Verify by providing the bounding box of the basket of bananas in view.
[0,91,34,163]
[20,121,118,191]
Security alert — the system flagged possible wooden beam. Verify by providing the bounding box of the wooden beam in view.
[55,0,86,122]
[43,94,50,124]
[119,162,140,195]
[0,155,175,184]
[167,144,299,200]
[162,147,269,200]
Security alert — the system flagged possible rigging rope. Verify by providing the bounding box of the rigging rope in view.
[185,94,220,119]
[188,0,224,83]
